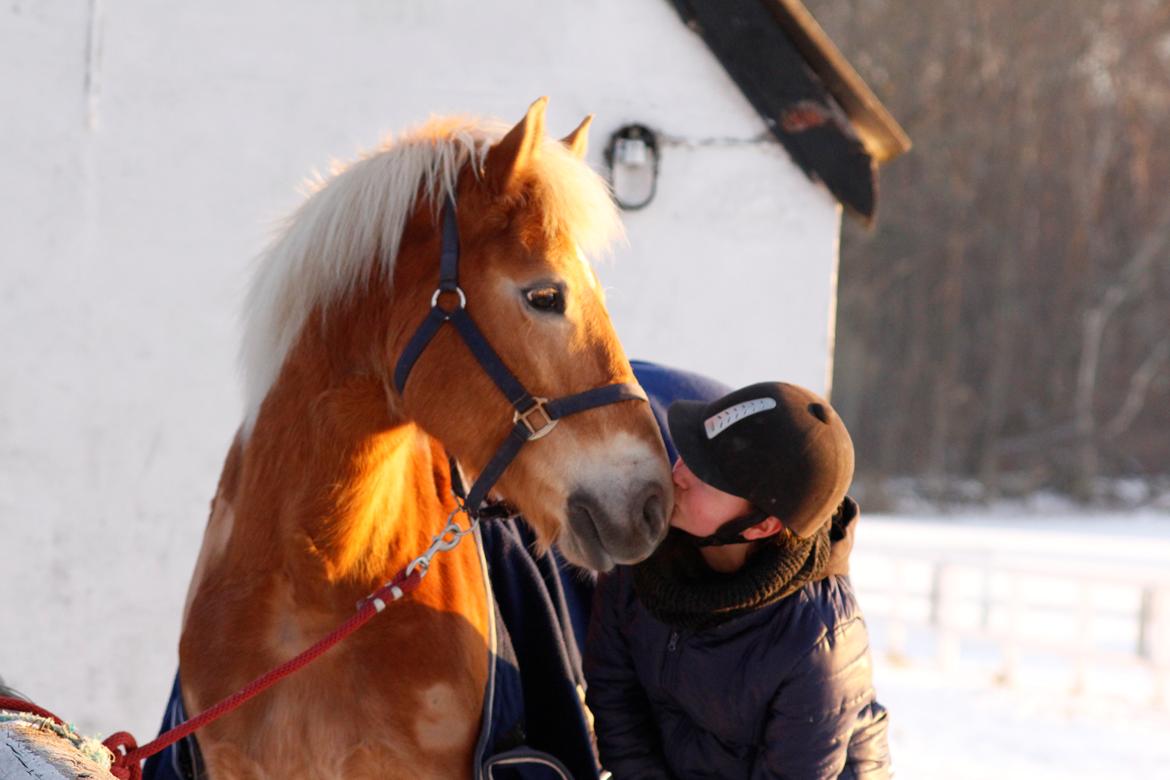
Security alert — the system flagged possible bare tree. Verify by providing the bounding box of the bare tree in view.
[807,0,1170,503]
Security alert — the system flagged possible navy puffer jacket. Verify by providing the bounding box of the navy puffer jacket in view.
[584,565,890,779]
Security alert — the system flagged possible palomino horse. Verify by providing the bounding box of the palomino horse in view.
[179,99,672,778]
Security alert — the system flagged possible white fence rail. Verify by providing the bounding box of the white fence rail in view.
[851,517,1170,705]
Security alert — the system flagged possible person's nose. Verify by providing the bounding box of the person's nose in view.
[671,459,691,490]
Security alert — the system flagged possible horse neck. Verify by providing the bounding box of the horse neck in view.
[237,302,454,593]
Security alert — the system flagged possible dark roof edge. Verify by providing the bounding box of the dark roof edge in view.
[764,0,911,163]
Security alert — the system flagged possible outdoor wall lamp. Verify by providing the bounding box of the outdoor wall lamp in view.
[604,123,660,211]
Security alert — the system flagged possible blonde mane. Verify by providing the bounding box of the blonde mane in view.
[239,116,623,432]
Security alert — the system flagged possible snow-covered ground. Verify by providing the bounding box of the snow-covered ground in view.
[876,661,1170,779]
[855,512,1170,778]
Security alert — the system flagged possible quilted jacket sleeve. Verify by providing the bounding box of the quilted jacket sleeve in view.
[750,599,891,780]
[584,570,675,780]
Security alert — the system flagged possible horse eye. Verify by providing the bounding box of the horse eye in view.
[524,286,565,314]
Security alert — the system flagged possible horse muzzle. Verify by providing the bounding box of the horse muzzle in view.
[561,477,670,571]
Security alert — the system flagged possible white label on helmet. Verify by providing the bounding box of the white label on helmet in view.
[704,398,777,439]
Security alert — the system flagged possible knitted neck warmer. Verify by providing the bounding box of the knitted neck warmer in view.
[633,520,832,630]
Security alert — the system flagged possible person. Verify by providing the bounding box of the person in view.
[584,381,891,779]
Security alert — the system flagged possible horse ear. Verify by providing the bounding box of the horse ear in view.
[561,114,593,159]
[484,97,548,193]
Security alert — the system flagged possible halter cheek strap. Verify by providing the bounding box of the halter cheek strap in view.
[393,196,648,516]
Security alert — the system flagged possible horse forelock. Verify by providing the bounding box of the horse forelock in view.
[239,115,623,435]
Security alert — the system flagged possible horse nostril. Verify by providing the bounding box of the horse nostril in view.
[568,494,603,543]
[640,487,667,539]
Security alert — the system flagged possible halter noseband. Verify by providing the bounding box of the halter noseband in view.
[393,196,648,516]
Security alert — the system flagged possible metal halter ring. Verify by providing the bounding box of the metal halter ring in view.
[431,286,467,310]
[514,398,558,440]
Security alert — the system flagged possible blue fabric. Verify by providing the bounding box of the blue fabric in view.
[585,571,891,779]
[141,675,198,780]
[478,519,598,779]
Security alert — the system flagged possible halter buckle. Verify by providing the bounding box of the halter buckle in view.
[514,398,558,440]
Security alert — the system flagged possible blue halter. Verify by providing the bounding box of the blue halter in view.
[393,196,648,515]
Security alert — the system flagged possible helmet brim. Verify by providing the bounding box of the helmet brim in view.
[667,400,745,499]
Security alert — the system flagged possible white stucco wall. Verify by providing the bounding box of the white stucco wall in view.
[0,0,841,738]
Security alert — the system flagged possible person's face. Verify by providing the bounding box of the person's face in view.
[669,458,754,536]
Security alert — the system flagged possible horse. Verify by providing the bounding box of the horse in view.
[177,99,673,779]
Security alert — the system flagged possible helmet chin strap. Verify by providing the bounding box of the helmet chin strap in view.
[672,509,772,548]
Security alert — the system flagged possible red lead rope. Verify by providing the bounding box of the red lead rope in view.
[0,567,425,780]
